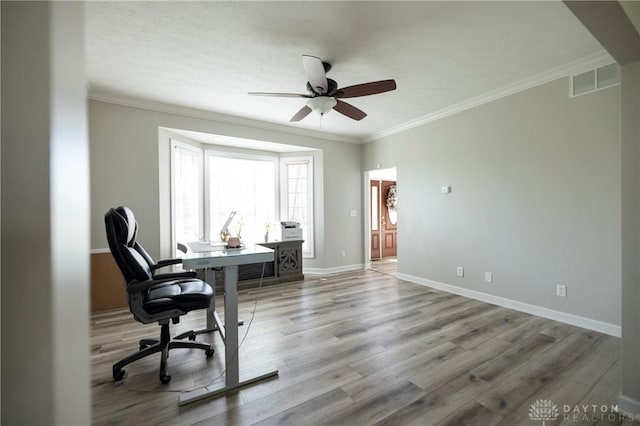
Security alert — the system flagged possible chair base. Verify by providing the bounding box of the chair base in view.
[113,323,214,384]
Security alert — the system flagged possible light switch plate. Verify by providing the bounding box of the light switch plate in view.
[556,284,567,297]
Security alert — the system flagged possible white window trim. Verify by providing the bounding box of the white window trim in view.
[280,155,314,258]
[170,139,204,256]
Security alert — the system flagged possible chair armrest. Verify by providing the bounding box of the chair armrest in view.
[154,271,198,280]
[152,258,182,270]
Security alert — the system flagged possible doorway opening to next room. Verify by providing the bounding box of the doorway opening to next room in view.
[366,167,397,275]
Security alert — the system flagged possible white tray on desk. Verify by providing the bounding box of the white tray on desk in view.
[187,241,227,253]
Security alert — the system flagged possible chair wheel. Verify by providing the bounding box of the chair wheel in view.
[160,373,171,384]
[205,348,215,358]
[113,369,125,381]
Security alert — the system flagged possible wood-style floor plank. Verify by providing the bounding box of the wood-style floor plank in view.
[374,369,493,426]
[476,329,604,416]
[91,266,621,425]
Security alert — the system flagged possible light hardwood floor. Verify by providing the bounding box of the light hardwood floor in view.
[92,268,629,425]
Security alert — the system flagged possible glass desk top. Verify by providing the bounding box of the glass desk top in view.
[181,243,274,269]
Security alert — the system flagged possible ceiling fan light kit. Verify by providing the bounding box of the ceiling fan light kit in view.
[307,96,337,115]
[248,55,397,123]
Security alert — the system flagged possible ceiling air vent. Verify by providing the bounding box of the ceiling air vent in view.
[570,63,620,98]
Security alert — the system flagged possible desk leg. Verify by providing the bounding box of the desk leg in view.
[224,265,239,386]
[206,268,217,331]
[180,268,219,339]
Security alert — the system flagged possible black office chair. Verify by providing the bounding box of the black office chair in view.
[105,206,215,384]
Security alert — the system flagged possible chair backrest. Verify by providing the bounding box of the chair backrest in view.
[105,206,154,285]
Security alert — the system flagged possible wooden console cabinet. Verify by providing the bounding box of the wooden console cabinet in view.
[210,239,304,291]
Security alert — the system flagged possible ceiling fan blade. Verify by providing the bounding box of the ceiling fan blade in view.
[290,105,313,122]
[333,99,367,121]
[248,92,310,98]
[333,79,397,98]
[302,55,328,94]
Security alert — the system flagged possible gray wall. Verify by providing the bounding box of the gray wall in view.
[89,100,363,270]
[364,77,621,326]
[620,60,640,413]
[1,2,90,424]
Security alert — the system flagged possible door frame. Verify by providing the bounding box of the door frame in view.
[370,180,382,260]
[363,167,397,270]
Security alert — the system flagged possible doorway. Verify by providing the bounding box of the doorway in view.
[367,168,398,266]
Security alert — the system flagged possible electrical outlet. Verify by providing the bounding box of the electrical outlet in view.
[556,284,567,297]
[485,272,493,283]
[341,250,346,258]
[457,266,464,277]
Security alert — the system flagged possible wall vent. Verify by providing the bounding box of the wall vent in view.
[570,63,620,98]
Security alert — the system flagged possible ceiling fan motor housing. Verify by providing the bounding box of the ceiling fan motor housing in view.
[307,78,338,96]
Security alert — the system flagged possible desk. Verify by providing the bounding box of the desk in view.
[206,240,305,291]
[178,244,278,405]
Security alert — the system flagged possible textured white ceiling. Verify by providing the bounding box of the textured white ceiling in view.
[86,1,606,141]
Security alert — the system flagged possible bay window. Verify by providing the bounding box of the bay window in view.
[170,139,314,257]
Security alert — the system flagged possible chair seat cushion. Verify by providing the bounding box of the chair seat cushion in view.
[143,279,213,314]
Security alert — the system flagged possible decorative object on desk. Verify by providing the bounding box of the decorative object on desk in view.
[235,216,244,240]
[219,211,236,242]
[264,222,271,242]
[227,236,242,248]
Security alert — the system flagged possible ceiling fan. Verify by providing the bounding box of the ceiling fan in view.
[248,55,397,122]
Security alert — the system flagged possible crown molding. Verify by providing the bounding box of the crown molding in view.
[363,51,615,143]
[89,51,614,146]
[87,93,363,145]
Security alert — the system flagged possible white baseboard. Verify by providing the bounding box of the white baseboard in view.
[619,394,640,419]
[397,273,621,337]
[304,264,364,275]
